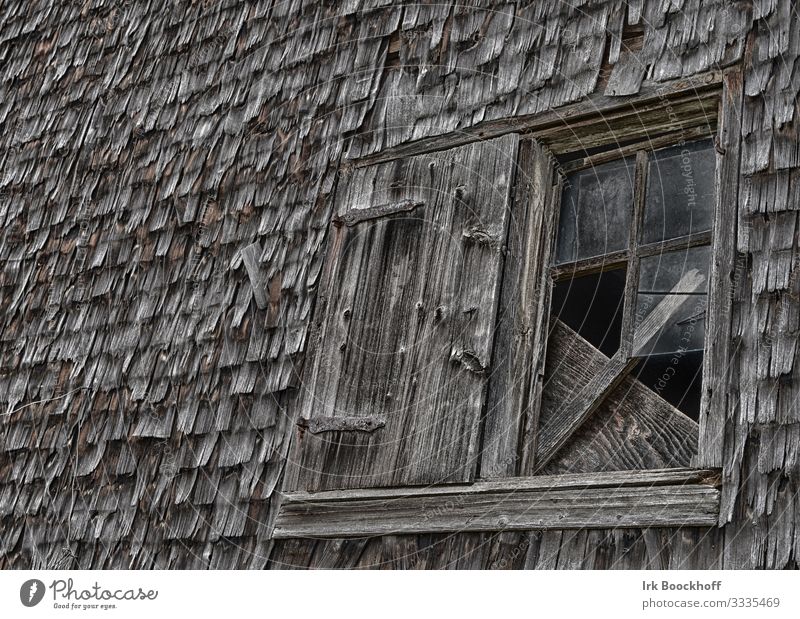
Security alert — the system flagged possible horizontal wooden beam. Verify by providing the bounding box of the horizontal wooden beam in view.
[347,71,722,168]
[272,468,721,539]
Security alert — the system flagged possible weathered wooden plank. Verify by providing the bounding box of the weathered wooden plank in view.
[561,125,715,174]
[698,66,743,469]
[272,468,721,539]
[536,269,708,470]
[535,349,637,470]
[618,150,648,358]
[282,467,719,503]
[240,241,267,310]
[538,94,719,155]
[349,72,722,168]
[285,135,519,492]
[519,177,565,475]
[540,321,698,475]
[481,139,556,478]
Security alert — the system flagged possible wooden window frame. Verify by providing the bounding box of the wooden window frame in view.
[273,68,742,538]
[533,139,715,471]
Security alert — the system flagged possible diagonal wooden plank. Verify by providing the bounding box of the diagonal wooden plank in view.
[240,241,267,309]
[535,269,706,471]
[539,321,698,475]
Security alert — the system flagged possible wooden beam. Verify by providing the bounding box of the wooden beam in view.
[560,125,714,174]
[533,93,719,155]
[698,66,743,470]
[347,71,722,168]
[535,269,708,470]
[272,468,721,539]
[480,140,556,478]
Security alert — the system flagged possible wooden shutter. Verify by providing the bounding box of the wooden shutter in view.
[286,135,519,491]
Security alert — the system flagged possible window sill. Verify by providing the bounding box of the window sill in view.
[272,468,721,539]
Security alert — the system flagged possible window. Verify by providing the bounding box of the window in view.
[274,77,734,538]
[535,138,716,474]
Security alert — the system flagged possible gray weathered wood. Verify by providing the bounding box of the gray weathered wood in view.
[333,199,424,227]
[539,320,698,475]
[698,67,743,470]
[561,126,715,174]
[284,135,519,492]
[240,241,268,310]
[349,72,722,168]
[481,139,556,478]
[536,270,708,470]
[298,416,386,434]
[619,149,649,357]
[605,50,647,97]
[272,468,721,539]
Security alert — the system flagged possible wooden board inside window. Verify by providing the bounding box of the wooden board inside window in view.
[285,135,519,492]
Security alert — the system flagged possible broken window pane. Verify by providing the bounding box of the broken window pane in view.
[633,351,704,421]
[551,267,627,357]
[555,158,634,265]
[633,246,711,356]
[641,139,716,245]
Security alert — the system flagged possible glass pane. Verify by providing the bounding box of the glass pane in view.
[634,246,710,356]
[551,267,627,357]
[641,138,716,245]
[555,158,634,265]
[633,351,704,421]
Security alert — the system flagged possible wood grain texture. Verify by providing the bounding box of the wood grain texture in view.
[285,135,519,492]
[698,67,743,469]
[273,468,721,539]
[481,139,557,478]
[240,241,267,310]
[350,71,722,167]
[268,524,724,569]
[536,269,708,470]
[6,0,800,571]
[540,321,698,475]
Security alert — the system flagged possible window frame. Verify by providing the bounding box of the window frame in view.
[272,68,741,538]
[530,135,717,473]
[505,74,740,479]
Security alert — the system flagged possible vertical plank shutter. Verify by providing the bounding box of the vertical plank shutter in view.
[286,135,519,491]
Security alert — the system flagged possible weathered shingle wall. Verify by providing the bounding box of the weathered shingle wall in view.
[0,0,797,569]
[720,0,800,569]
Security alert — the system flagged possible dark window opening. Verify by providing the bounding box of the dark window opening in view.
[552,268,626,357]
[633,351,704,421]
